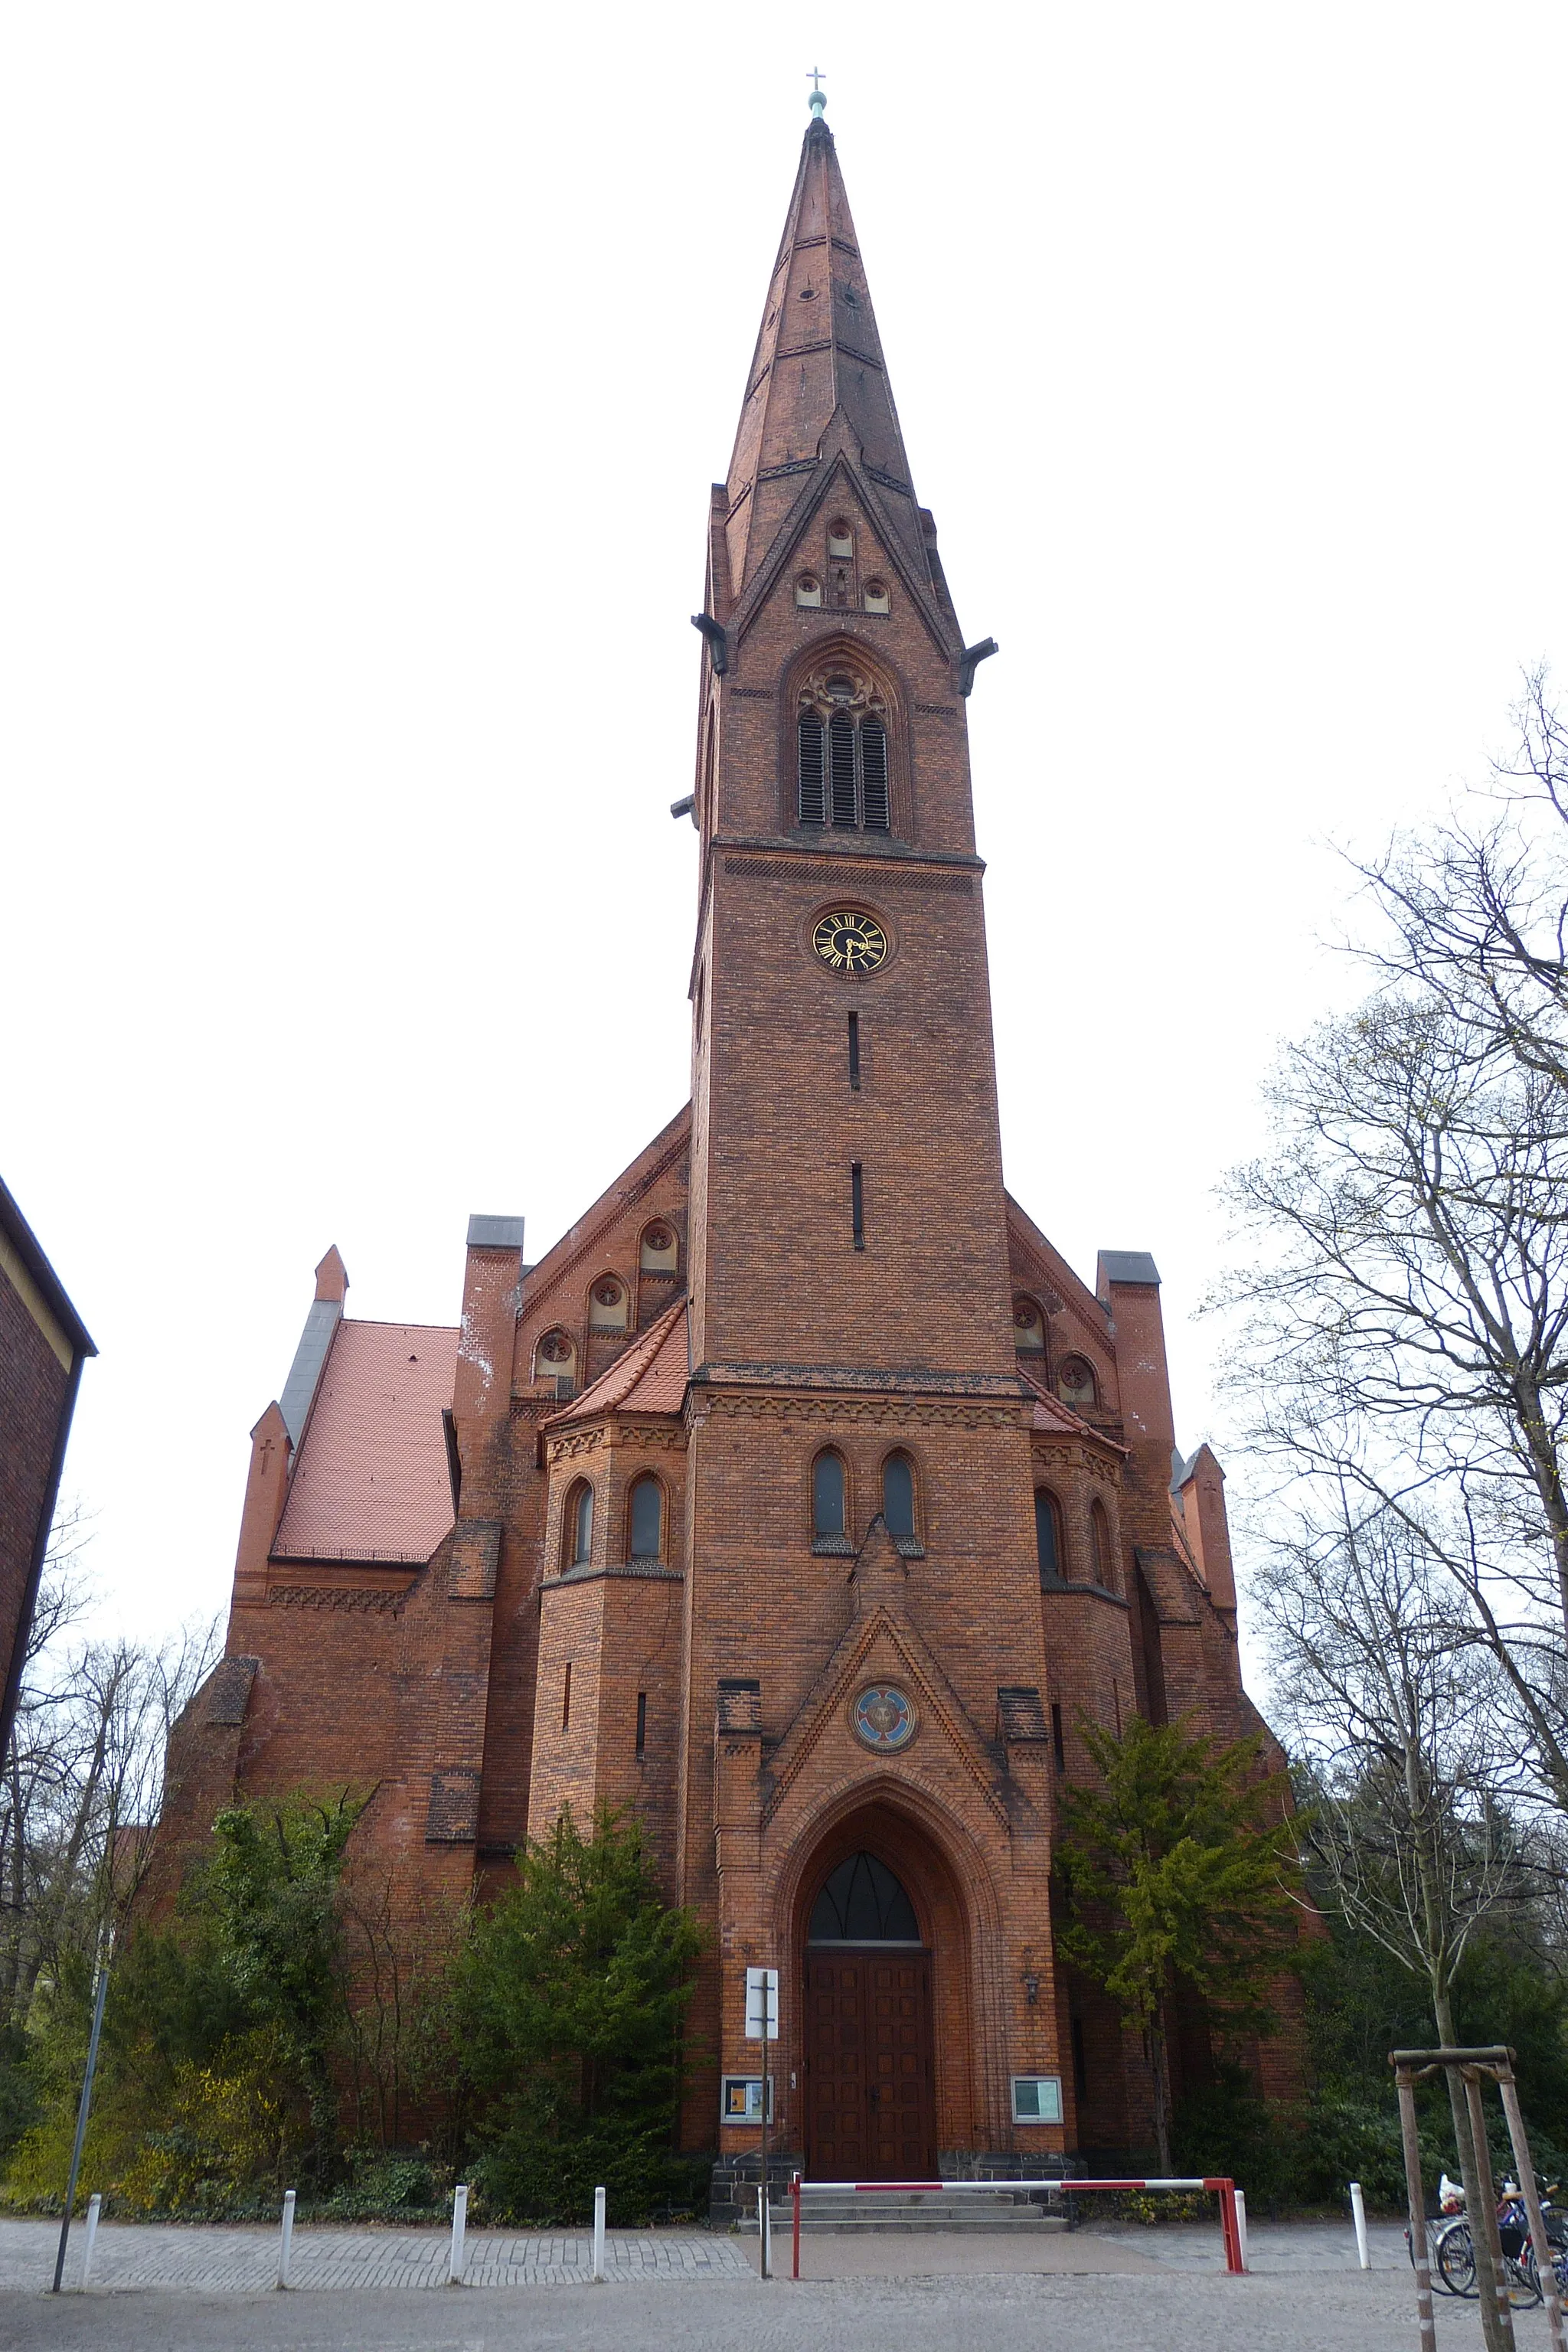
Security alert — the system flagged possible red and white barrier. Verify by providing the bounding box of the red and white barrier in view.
[787,2172,1247,2279]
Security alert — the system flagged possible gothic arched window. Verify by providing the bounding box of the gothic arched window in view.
[534,1328,577,1385]
[628,1475,662,1560]
[1058,1356,1097,1408]
[566,1480,594,1570]
[588,1276,629,1331]
[1035,1488,1065,1584]
[882,1452,916,1540]
[1012,1296,1046,1354]
[812,1449,846,1540]
[797,671,891,833]
[639,1221,678,1272]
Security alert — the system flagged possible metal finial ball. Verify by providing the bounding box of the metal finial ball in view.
[808,89,827,118]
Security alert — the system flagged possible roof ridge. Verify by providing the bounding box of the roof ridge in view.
[544,1295,688,1426]
[339,1318,461,1335]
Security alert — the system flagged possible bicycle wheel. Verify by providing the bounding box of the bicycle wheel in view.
[1506,2252,1544,2310]
[1436,2220,1477,2298]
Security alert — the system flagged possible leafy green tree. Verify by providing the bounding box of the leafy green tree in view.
[4,1789,371,2211]
[1054,1714,1299,2172]
[453,1808,701,2223]
[194,1793,364,2180]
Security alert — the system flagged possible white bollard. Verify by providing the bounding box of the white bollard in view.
[1234,2187,1249,2272]
[276,2189,296,2290]
[592,2184,606,2282]
[449,2183,468,2285]
[1350,2180,1370,2269]
[80,2194,101,2288]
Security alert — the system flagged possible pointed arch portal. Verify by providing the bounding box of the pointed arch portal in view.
[799,1823,946,2179]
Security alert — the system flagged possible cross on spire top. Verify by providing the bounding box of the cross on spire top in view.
[807,67,827,118]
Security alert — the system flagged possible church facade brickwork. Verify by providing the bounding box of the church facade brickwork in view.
[152,106,1304,2183]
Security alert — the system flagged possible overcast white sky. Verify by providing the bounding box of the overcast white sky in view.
[4,4,1566,1657]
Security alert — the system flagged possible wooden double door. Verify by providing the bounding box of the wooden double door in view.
[805,1949,935,2179]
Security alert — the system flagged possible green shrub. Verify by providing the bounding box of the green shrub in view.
[0,2024,41,2163]
[454,1808,701,2225]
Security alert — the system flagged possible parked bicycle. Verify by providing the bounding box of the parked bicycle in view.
[1410,2173,1568,2308]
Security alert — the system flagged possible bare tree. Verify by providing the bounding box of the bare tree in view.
[1258,1495,1529,2288]
[1357,670,1568,1093]
[1214,672,1568,1814]
[0,1521,217,2025]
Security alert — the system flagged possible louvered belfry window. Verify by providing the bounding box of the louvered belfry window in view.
[798,711,826,825]
[797,671,893,832]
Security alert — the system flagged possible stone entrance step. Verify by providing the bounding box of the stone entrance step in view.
[737,2188,1070,2234]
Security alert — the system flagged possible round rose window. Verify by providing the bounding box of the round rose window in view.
[853,1686,915,1751]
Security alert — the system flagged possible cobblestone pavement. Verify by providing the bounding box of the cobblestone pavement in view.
[0,2213,1506,2348]
[0,2211,1427,2295]
[0,2217,750,2293]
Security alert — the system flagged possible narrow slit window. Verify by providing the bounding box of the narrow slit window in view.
[812,1450,846,1539]
[828,708,858,827]
[848,1010,861,1090]
[882,1454,915,1539]
[635,1690,647,1759]
[861,717,890,830]
[1035,1489,1063,1583]
[567,1481,594,1569]
[798,710,826,825]
[851,1161,864,1250]
[562,1661,572,1731]
[1051,1703,1065,1773]
[1091,1501,1116,1590]
[629,1475,662,1560]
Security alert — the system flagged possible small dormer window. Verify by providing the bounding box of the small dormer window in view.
[828,521,854,558]
[795,573,822,608]
[863,579,890,614]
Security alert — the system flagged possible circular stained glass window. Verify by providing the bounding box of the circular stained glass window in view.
[853,1686,915,1751]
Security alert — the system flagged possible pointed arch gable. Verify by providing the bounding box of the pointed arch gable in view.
[728,449,959,665]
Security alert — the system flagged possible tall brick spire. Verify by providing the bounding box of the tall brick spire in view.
[722,110,921,596]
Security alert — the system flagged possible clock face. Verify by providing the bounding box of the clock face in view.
[812,909,888,974]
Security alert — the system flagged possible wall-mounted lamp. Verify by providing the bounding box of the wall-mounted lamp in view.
[1021,1965,1040,2007]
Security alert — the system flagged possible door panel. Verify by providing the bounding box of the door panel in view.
[806,1950,934,2179]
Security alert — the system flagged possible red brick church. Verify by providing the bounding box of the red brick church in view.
[159,97,1295,2190]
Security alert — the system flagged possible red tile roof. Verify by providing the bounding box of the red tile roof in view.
[272,1320,458,1563]
[548,1298,688,1424]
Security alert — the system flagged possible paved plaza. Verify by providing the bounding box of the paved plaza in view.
[0,2213,1512,2347]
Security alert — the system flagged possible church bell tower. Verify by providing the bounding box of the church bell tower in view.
[686,103,1012,1382]
[676,100,1063,2185]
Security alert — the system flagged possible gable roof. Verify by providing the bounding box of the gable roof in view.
[271,1319,459,1563]
[0,1174,95,1362]
[546,1298,689,1426]
[519,1105,690,1313]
